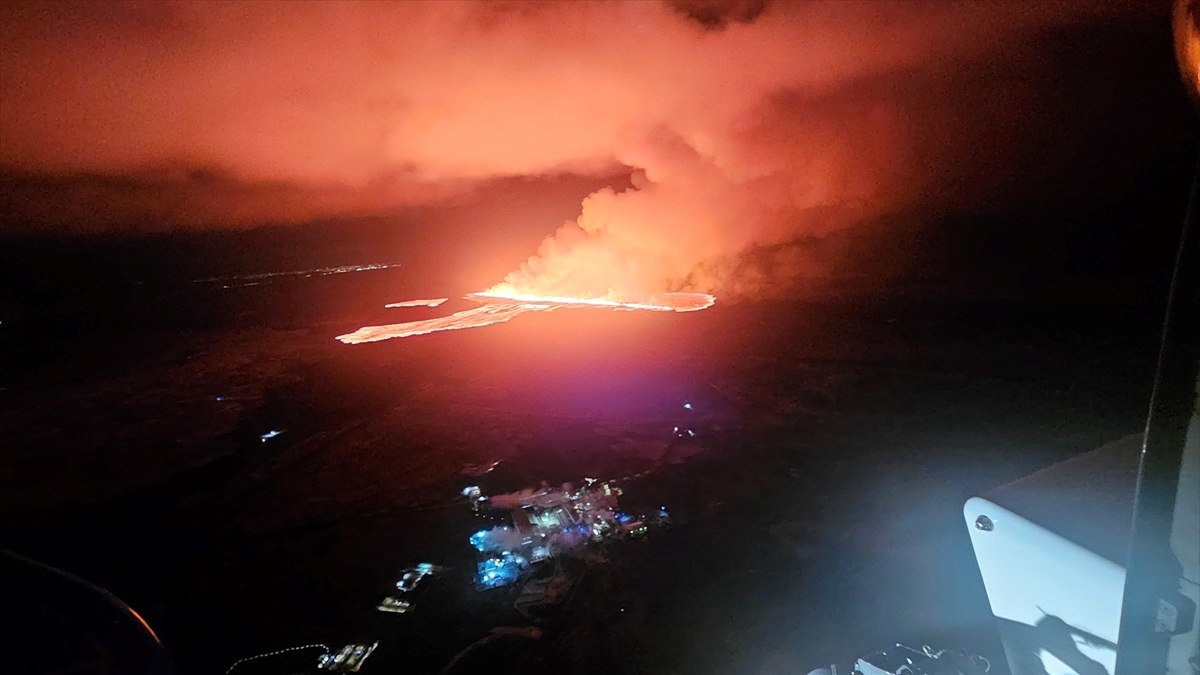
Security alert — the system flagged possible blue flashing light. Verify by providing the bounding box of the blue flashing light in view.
[469,530,488,551]
[416,562,433,574]
[215,396,224,402]
[615,512,633,524]
[259,429,282,442]
[475,552,522,589]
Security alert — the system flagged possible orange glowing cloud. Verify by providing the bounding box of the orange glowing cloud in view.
[2,2,1139,193]
[0,1,1174,304]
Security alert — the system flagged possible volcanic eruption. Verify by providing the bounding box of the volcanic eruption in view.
[335,291,715,344]
[0,2,1162,346]
[337,174,722,343]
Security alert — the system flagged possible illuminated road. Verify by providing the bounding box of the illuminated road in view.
[225,643,328,674]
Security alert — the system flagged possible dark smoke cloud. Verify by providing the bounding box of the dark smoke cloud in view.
[0,1,1188,298]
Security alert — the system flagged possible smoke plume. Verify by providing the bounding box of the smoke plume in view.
[0,1,1177,299]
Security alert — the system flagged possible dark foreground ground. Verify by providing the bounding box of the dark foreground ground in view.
[0,255,1165,675]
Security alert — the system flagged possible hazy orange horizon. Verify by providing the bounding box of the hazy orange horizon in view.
[0,0,1184,303]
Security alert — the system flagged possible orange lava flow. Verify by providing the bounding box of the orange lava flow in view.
[468,290,714,312]
[336,291,715,344]
[385,298,448,308]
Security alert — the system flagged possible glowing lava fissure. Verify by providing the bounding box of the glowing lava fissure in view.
[469,290,715,312]
[336,291,715,344]
[385,298,448,308]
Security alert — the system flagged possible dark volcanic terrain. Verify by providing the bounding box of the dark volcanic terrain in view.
[0,258,1161,673]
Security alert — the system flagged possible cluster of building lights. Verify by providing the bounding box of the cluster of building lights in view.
[233,404,694,672]
[466,477,669,590]
[316,642,379,672]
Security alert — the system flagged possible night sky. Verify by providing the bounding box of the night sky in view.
[1,0,1195,307]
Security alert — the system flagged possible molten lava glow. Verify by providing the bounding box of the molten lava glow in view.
[385,298,448,308]
[336,291,715,344]
[470,290,715,313]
